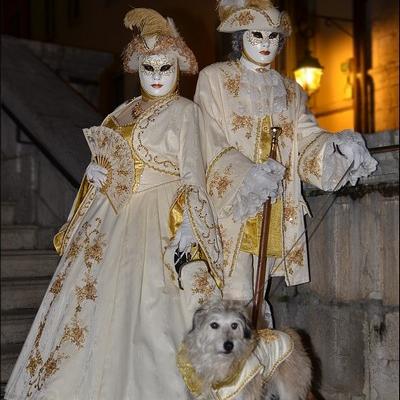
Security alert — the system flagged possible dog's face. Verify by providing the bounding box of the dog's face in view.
[189,302,253,359]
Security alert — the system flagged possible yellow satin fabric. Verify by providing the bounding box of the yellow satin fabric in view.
[168,188,206,262]
[240,116,283,257]
[106,118,144,193]
[169,189,186,238]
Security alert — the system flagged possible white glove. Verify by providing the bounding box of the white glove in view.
[332,131,378,185]
[171,209,197,254]
[86,162,108,188]
[232,159,285,222]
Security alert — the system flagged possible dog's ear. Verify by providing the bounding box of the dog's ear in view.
[190,306,208,332]
[239,312,252,340]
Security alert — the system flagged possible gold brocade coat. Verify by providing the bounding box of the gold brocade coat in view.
[195,61,355,286]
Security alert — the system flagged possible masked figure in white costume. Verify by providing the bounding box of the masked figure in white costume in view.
[194,0,377,326]
[5,9,224,400]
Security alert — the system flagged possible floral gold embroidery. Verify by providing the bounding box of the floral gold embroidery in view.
[219,224,234,275]
[117,168,129,177]
[257,329,278,342]
[231,10,254,26]
[186,187,224,288]
[66,240,80,262]
[76,272,97,302]
[232,113,253,139]
[298,133,325,180]
[49,272,66,296]
[26,352,43,377]
[61,188,97,256]
[41,350,67,382]
[221,67,241,97]
[280,121,293,140]
[283,197,297,224]
[206,147,235,179]
[287,246,304,267]
[208,165,233,198]
[192,269,216,304]
[61,317,88,348]
[25,219,106,397]
[116,184,129,196]
[302,153,322,179]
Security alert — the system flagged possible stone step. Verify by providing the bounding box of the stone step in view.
[1,225,38,250]
[1,308,37,346]
[1,249,59,279]
[1,202,16,225]
[1,277,51,311]
[1,343,23,384]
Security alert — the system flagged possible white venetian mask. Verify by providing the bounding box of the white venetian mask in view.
[242,30,280,66]
[139,54,178,97]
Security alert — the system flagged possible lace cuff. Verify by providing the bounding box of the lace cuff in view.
[232,159,285,222]
[325,130,378,186]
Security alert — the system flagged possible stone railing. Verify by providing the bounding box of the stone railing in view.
[271,130,399,399]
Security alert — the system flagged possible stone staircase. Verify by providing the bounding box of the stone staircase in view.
[0,37,113,398]
[1,201,59,397]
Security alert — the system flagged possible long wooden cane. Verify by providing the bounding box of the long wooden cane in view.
[251,126,282,329]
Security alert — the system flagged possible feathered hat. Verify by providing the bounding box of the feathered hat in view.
[122,8,198,75]
[217,0,291,37]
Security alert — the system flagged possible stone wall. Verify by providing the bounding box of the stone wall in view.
[19,39,114,111]
[369,0,399,132]
[270,131,399,399]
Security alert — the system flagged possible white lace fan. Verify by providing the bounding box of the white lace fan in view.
[83,126,134,214]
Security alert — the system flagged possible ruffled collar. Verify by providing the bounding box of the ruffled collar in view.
[231,57,287,117]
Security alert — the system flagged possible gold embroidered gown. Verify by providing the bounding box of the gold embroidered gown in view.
[5,94,223,400]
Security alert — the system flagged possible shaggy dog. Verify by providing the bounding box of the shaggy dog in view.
[179,301,312,400]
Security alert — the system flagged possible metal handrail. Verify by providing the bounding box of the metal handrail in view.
[369,144,399,154]
[1,103,80,188]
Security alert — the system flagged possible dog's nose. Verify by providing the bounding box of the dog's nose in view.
[223,341,234,352]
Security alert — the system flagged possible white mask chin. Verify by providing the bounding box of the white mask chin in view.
[242,30,280,66]
[139,54,178,97]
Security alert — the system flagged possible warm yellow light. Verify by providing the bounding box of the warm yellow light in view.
[294,67,323,95]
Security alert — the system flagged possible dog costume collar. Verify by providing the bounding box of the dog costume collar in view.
[217,0,291,36]
[176,344,203,397]
[122,8,198,75]
[177,329,294,399]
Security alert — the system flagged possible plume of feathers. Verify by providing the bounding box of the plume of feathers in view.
[166,17,180,38]
[124,8,171,37]
[217,0,245,20]
[217,0,276,20]
[247,0,275,9]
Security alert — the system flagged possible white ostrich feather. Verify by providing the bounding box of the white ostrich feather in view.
[166,17,180,38]
[218,0,247,9]
[217,0,247,20]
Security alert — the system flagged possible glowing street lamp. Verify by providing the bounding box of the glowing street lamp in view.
[294,49,324,96]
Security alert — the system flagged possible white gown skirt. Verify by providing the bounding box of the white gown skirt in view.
[5,180,193,400]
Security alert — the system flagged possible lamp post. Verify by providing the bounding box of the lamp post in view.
[294,49,324,96]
